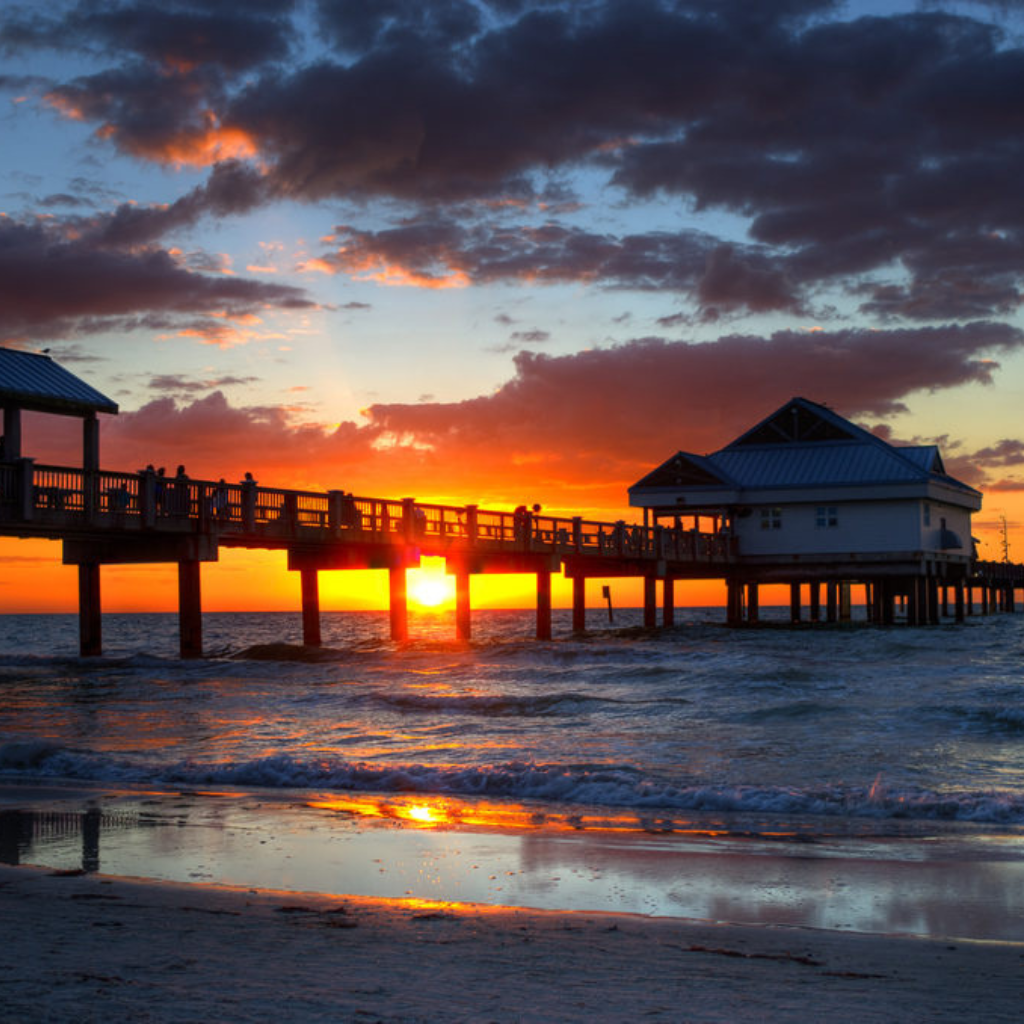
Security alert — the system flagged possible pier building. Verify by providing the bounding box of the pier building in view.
[629,397,985,625]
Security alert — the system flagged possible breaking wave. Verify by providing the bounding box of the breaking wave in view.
[4,742,1024,826]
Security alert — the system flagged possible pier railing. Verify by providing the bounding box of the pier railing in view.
[0,460,734,566]
[973,560,1024,583]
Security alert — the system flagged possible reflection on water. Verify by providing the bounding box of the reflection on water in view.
[307,793,738,837]
[0,806,136,872]
[5,786,1024,942]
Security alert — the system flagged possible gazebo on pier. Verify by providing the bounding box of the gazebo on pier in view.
[1,348,120,653]
[0,348,118,470]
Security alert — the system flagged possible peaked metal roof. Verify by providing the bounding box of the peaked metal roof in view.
[0,348,118,416]
[713,441,927,488]
[630,397,979,499]
[898,445,944,474]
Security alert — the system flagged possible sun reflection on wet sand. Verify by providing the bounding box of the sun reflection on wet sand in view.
[306,792,740,838]
[7,784,1024,939]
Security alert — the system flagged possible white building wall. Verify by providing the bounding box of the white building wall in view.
[732,498,972,556]
[921,502,973,555]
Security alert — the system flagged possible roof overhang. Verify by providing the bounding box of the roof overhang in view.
[0,349,118,417]
[631,478,983,513]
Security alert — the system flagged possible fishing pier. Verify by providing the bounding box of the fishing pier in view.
[0,459,733,656]
[2,350,1022,658]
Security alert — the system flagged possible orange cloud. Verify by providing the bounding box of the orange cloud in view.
[176,325,257,348]
[43,92,85,121]
[108,111,258,169]
[337,252,470,289]
[297,257,338,275]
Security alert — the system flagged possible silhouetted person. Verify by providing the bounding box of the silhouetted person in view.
[172,465,190,515]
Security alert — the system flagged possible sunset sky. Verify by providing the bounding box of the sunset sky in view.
[2,0,1024,613]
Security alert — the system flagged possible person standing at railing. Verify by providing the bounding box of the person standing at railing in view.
[513,505,527,544]
[155,467,167,511]
[213,479,230,519]
[342,493,362,529]
[170,465,189,516]
[240,472,257,530]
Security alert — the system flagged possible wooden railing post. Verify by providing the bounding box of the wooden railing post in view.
[465,505,478,543]
[402,498,416,541]
[18,458,34,521]
[141,469,157,528]
[284,492,298,535]
[242,477,257,532]
[328,490,344,534]
[572,516,582,553]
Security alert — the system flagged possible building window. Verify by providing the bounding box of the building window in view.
[815,506,838,528]
[760,507,782,530]
[923,502,931,526]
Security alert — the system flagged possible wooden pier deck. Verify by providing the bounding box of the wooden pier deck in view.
[0,461,734,656]
[1,461,1021,658]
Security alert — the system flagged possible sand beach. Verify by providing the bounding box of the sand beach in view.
[3,860,1023,1023]
[2,782,1023,1022]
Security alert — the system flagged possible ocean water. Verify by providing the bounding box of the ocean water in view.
[2,607,1024,836]
[5,607,1024,935]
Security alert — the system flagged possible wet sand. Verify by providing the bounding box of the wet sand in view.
[2,782,1024,1020]
[3,863,1023,1022]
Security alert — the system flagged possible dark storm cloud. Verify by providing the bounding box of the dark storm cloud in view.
[970,438,1024,468]
[0,218,311,341]
[148,372,258,393]
[80,161,271,249]
[318,220,801,314]
[0,0,294,71]
[363,322,1024,464]
[314,0,482,54]
[611,11,1024,317]
[5,0,1024,322]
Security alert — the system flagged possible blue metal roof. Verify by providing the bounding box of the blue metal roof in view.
[897,445,942,473]
[0,348,118,416]
[630,397,980,500]
[710,441,924,488]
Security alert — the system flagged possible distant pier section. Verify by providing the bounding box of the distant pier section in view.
[1,350,1022,657]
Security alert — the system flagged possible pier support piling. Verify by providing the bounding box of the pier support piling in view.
[572,577,586,633]
[643,576,657,629]
[826,582,838,623]
[839,582,852,622]
[78,562,102,657]
[455,570,471,641]
[663,577,675,627]
[928,577,940,625]
[536,570,552,640]
[726,578,743,625]
[300,568,321,647]
[389,566,408,642]
[789,582,801,624]
[177,559,203,659]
